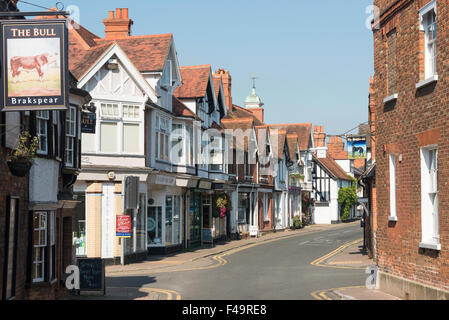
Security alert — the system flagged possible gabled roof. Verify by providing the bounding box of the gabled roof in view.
[270,129,288,160]
[286,134,299,160]
[313,155,353,181]
[35,11,173,81]
[94,34,173,73]
[175,65,212,98]
[268,123,312,151]
[172,96,201,121]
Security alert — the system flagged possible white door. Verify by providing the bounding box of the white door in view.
[101,183,115,259]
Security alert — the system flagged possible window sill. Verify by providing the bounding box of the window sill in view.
[416,75,438,89]
[383,93,398,104]
[419,241,441,251]
[388,216,398,222]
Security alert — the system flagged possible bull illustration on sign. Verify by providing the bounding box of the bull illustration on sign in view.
[10,52,59,83]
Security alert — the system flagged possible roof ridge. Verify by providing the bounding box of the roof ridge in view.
[180,64,212,69]
[94,33,173,42]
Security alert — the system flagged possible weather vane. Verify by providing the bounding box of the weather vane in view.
[250,73,257,88]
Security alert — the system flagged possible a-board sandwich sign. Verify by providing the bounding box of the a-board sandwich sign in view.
[0,20,69,112]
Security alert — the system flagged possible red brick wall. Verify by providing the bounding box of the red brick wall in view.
[0,124,29,300]
[373,0,449,291]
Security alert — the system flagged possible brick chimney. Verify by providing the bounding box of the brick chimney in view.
[327,136,348,160]
[250,108,264,123]
[313,125,325,148]
[103,8,134,40]
[213,69,232,112]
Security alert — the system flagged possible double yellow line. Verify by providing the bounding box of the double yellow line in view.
[310,238,363,269]
[311,286,365,300]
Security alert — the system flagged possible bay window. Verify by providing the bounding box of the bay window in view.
[65,106,76,166]
[97,102,141,154]
[155,114,170,162]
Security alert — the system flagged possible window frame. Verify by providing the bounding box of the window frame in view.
[65,105,77,167]
[420,145,440,249]
[389,154,397,221]
[419,0,437,79]
[36,111,49,155]
[155,113,170,163]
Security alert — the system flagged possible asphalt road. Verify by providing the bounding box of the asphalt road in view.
[106,223,366,300]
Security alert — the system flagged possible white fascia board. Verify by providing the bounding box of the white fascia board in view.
[77,43,158,103]
[383,93,398,104]
[416,75,438,89]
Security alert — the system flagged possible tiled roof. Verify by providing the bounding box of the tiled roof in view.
[175,65,211,98]
[268,123,312,151]
[213,76,222,100]
[69,42,113,80]
[223,105,265,126]
[172,96,201,121]
[94,34,172,73]
[269,129,288,160]
[36,11,173,81]
[286,134,299,160]
[313,155,353,181]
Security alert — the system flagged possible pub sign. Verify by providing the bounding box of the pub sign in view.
[1,20,69,112]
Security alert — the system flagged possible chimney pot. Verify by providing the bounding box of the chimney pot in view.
[123,8,129,19]
[116,8,122,19]
[108,10,114,19]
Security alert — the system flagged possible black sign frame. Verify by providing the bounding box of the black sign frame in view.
[0,19,69,112]
[81,111,96,134]
[77,258,106,294]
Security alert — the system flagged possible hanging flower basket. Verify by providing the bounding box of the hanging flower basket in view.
[6,131,38,177]
[7,159,32,177]
[215,194,232,219]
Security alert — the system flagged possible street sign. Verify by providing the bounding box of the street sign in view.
[116,215,131,238]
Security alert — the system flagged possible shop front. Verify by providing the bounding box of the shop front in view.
[237,187,258,236]
[73,173,148,265]
[147,173,184,254]
[288,186,302,220]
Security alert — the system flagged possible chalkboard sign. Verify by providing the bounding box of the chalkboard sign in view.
[77,258,105,294]
[202,228,213,247]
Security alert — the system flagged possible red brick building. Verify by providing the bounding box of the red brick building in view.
[373,0,449,299]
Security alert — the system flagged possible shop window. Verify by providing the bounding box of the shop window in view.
[263,193,269,221]
[238,193,249,224]
[73,193,86,256]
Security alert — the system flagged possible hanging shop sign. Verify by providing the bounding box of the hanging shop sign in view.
[81,111,96,133]
[116,215,132,238]
[0,20,69,112]
[347,136,367,160]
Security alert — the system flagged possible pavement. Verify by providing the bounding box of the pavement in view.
[310,238,402,300]
[69,221,401,301]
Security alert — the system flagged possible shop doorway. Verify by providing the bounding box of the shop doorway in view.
[190,192,202,247]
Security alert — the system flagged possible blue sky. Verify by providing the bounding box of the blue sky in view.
[19,0,374,135]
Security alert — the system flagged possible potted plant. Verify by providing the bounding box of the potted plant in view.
[6,131,39,177]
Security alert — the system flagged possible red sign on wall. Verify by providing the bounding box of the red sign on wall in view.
[116,215,131,238]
